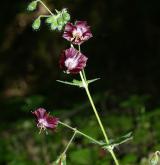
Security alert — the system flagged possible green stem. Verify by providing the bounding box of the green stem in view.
[58,121,102,145]
[80,72,109,144]
[110,150,120,165]
[79,71,120,165]
[82,69,87,82]
[78,45,87,82]
[38,0,54,15]
[62,131,77,154]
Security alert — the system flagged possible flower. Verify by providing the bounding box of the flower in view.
[59,47,88,74]
[32,108,59,133]
[63,21,92,45]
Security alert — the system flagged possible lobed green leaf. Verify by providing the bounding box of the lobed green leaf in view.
[100,132,133,151]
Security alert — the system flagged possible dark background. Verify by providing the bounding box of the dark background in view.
[0,0,160,164]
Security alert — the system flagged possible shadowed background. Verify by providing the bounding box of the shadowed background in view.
[0,0,160,164]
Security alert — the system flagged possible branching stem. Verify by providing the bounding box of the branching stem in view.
[33,1,120,164]
[58,121,102,145]
[62,130,77,154]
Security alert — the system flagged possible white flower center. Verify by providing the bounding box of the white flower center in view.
[73,28,82,38]
[65,57,78,70]
[38,118,48,127]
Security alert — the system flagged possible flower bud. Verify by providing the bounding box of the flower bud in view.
[62,9,70,22]
[57,25,63,31]
[50,21,58,30]
[150,152,159,165]
[32,17,41,30]
[45,9,70,31]
[46,15,57,24]
[57,16,64,26]
[27,1,38,11]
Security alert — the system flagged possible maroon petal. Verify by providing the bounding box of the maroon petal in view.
[64,22,75,32]
[63,32,73,42]
[75,21,88,33]
[63,23,75,42]
[59,47,88,74]
[75,21,87,26]
[63,21,93,45]
[65,47,78,58]
[32,108,47,119]
[46,116,59,129]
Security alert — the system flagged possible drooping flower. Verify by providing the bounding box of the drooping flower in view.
[59,47,88,74]
[63,21,92,45]
[32,108,59,133]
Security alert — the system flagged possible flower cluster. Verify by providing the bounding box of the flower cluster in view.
[32,21,92,132]
[59,21,92,74]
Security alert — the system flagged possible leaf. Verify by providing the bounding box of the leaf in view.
[57,80,79,87]
[109,132,133,145]
[101,132,133,151]
[87,78,100,84]
[53,154,66,165]
[72,79,84,87]
[57,79,84,88]
[57,78,100,88]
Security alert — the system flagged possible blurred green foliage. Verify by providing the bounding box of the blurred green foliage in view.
[1,94,160,164]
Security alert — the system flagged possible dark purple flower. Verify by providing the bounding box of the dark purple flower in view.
[63,21,92,45]
[59,47,88,74]
[32,108,59,133]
